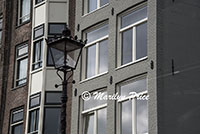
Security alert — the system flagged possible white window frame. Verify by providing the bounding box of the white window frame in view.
[10,108,24,134]
[118,4,148,67]
[117,76,148,134]
[83,0,109,15]
[81,91,107,134]
[18,0,30,25]
[83,23,109,80]
[15,43,28,87]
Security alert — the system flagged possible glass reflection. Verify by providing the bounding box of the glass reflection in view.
[86,45,96,78]
[121,7,147,29]
[97,108,107,134]
[87,24,108,44]
[121,100,132,134]
[121,79,146,96]
[122,28,132,65]
[83,91,107,110]
[99,39,108,74]
[136,22,147,60]
[137,99,148,134]
[84,113,94,134]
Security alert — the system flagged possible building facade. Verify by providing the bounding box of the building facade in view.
[1,0,200,134]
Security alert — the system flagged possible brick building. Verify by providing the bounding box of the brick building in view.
[0,0,200,134]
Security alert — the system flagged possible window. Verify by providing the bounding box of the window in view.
[29,93,41,109]
[81,90,107,134]
[84,0,108,14]
[18,0,31,25]
[33,24,44,40]
[28,109,39,134]
[84,23,108,79]
[28,93,40,134]
[15,44,28,87]
[32,40,43,70]
[35,0,44,5]
[48,23,66,40]
[119,5,147,66]
[0,17,2,45]
[43,92,61,134]
[117,77,148,134]
[10,108,24,134]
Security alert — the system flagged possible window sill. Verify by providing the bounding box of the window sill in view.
[31,67,43,74]
[34,1,45,8]
[82,3,109,17]
[16,20,31,29]
[116,56,148,71]
[11,83,27,91]
[80,71,108,84]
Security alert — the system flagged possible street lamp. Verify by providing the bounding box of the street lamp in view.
[47,26,85,134]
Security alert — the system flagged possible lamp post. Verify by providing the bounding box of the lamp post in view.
[47,26,85,134]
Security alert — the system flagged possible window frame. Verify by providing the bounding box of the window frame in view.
[32,39,43,71]
[48,23,66,39]
[18,0,31,25]
[117,4,148,67]
[10,107,24,134]
[116,76,148,134]
[43,91,62,134]
[83,22,109,80]
[29,92,41,109]
[83,0,109,15]
[28,92,41,134]
[14,43,28,87]
[81,90,107,134]
[33,24,44,40]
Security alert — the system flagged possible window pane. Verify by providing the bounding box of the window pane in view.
[18,46,28,56]
[45,92,61,104]
[84,113,94,134]
[87,24,108,44]
[99,39,108,74]
[28,109,39,132]
[44,108,61,134]
[49,24,65,34]
[12,110,23,123]
[0,18,2,28]
[0,31,2,42]
[17,58,28,80]
[121,6,147,28]
[88,0,97,13]
[35,110,39,131]
[28,111,35,132]
[20,0,30,23]
[137,99,148,134]
[30,95,40,108]
[122,28,132,65]
[36,0,44,4]
[83,91,107,110]
[33,40,43,70]
[100,0,108,7]
[86,45,96,78]
[34,25,44,39]
[97,108,107,134]
[121,100,132,134]
[12,124,23,134]
[120,78,146,96]
[136,22,147,60]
